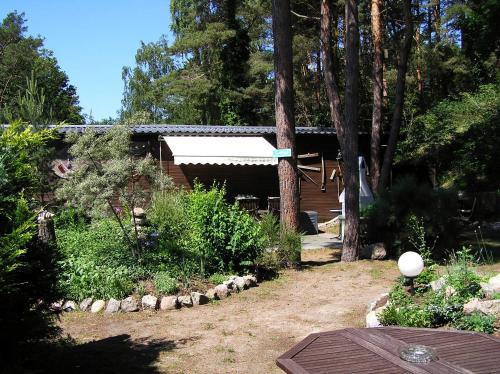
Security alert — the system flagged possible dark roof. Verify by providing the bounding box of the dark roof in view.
[54,124,337,135]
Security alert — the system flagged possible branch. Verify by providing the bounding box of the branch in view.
[291,10,320,21]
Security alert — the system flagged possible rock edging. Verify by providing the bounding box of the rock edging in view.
[57,274,259,314]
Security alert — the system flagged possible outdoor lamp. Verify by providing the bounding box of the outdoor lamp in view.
[397,251,424,295]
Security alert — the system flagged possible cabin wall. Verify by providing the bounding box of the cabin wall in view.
[146,133,347,222]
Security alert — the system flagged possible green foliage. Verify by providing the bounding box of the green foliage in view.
[208,273,229,285]
[56,220,136,300]
[445,247,483,304]
[0,121,62,352]
[0,12,82,124]
[187,182,262,274]
[365,176,458,258]
[399,84,500,191]
[56,123,172,256]
[380,247,496,334]
[452,313,496,334]
[255,214,302,271]
[153,272,179,295]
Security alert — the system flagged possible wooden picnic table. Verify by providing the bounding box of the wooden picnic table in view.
[276,327,500,374]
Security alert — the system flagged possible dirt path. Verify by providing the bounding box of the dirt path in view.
[57,251,400,373]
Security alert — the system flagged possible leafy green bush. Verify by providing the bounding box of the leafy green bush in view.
[255,215,302,271]
[0,122,62,351]
[445,247,483,304]
[57,219,135,300]
[187,182,262,275]
[153,272,178,295]
[452,312,496,334]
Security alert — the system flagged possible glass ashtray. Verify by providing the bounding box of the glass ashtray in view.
[399,344,437,363]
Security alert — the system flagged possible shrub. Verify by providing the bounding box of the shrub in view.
[187,182,262,275]
[445,247,482,304]
[452,313,496,334]
[255,217,302,271]
[153,272,178,295]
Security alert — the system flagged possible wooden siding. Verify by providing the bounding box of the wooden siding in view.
[150,134,345,221]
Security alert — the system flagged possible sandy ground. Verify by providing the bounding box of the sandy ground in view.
[56,250,402,374]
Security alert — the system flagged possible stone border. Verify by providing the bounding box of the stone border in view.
[53,275,258,314]
[365,292,389,328]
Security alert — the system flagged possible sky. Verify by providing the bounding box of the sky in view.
[0,0,172,121]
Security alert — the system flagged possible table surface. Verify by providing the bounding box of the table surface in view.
[276,327,500,374]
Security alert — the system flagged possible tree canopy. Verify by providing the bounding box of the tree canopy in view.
[0,12,83,124]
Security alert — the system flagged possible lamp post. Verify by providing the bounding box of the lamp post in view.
[397,251,424,295]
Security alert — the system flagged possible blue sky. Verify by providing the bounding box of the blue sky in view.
[0,1,172,121]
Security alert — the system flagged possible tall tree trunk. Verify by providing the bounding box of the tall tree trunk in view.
[320,0,359,261]
[370,0,383,193]
[272,0,299,230]
[342,0,360,262]
[415,0,423,96]
[433,0,441,43]
[378,0,413,192]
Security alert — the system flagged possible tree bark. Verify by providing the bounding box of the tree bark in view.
[342,0,360,262]
[272,0,299,230]
[378,0,413,192]
[320,0,359,261]
[370,0,383,194]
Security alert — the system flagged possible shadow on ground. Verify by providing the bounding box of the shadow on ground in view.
[9,334,182,374]
[300,248,341,269]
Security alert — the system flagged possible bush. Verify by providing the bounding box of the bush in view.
[153,272,178,295]
[445,247,483,304]
[187,182,262,275]
[255,215,302,271]
[452,313,496,334]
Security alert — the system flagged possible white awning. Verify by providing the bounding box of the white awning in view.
[162,136,278,166]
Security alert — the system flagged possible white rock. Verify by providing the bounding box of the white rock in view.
[191,292,209,306]
[50,300,64,311]
[205,288,216,300]
[463,298,500,315]
[243,275,258,287]
[160,296,178,310]
[234,277,248,292]
[214,284,230,299]
[360,243,387,260]
[444,286,456,298]
[79,298,93,312]
[121,296,139,312]
[366,310,382,328]
[133,207,145,217]
[178,295,193,308]
[141,295,158,310]
[228,275,238,281]
[430,277,446,292]
[63,300,78,312]
[91,300,106,313]
[488,274,500,289]
[105,298,121,313]
[368,293,389,313]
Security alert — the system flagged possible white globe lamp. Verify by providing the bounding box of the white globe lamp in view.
[398,251,424,294]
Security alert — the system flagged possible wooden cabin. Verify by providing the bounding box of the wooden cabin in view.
[56,125,370,222]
